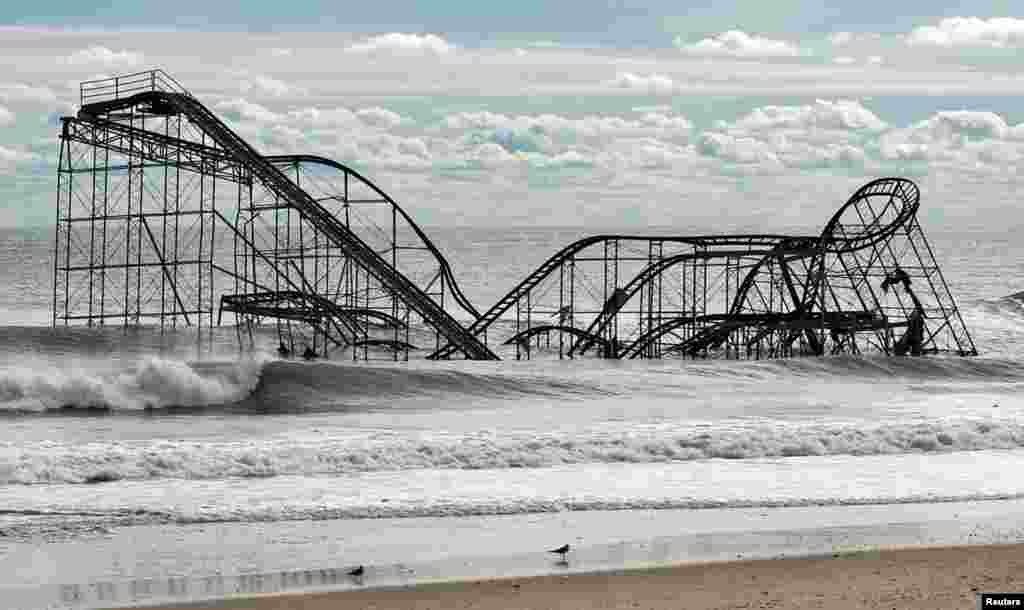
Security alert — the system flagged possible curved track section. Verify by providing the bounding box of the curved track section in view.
[265,155,480,322]
[504,325,609,350]
[570,239,819,357]
[819,177,920,255]
[427,234,799,359]
[620,239,815,359]
[73,89,495,359]
[53,72,976,362]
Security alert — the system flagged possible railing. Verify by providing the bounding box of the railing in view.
[80,70,190,106]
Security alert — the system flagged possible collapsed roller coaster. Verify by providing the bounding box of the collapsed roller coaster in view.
[53,70,976,361]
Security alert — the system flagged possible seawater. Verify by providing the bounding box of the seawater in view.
[1,224,1023,606]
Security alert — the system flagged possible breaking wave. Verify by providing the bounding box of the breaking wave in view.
[0,358,607,414]
[1,351,1023,415]
[0,356,264,412]
[5,418,1024,484]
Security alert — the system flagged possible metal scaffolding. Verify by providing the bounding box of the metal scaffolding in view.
[427,178,975,360]
[53,70,976,361]
[54,70,487,360]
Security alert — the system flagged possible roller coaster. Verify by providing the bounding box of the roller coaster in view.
[53,70,976,361]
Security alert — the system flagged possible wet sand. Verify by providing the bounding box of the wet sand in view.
[139,543,1024,610]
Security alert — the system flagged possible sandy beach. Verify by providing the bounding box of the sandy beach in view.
[136,543,1024,610]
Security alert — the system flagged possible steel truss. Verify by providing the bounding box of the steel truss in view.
[429,178,975,360]
[53,70,976,361]
[54,70,488,360]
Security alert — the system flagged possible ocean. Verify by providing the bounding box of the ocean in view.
[2,223,1024,608]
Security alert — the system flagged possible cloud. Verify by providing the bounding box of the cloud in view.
[269,48,293,57]
[833,56,856,65]
[828,32,854,46]
[827,32,882,47]
[213,98,281,123]
[907,17,1024,48]
[211,98,407,134]
[0,105,13,126]
[64,45,143,67]
[635,112,693,131]
[676,30,801,58]
[287,106,359,128]
[239,75,299,97]
[912,110,1020,141]
[697,132,782,166]
[345,33,454,56]
[356,107,404,129]
[696,131,870,172]
[722,100,886,132]
[690,100,899,172]
[341,133,434,169]
[608,72,677,95]
[442,110,692,139]
[879,110,1024,167]
[0,83,58,105]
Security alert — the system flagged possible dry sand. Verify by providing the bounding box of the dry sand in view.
[136,543,1024,610]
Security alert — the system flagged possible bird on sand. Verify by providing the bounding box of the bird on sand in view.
[548,544,570,560]
[347,565,365,577]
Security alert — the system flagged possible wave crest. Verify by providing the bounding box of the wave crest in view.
[5,418,1024,484]
[0,357,263,412]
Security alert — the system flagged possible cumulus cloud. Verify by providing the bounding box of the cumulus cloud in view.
[442,110,692,139]
[696,131,869,172]
[345,33,454,56]
[690,100,895,172]
[213,98,281,123]
[287,106,359,128]
[697,132,781,166]
[880,111,1023,160]
[722,100,886,132]
[907,17,1024,48]
[827,32,882,47]
[608,72,677,95]
[64,45,143,67]
[343,133,434,169]
[355,107,404,129]
[239,75,299,97]
[833,56,856,65]
[630,140,698,169]
[879,110,1024,168]
[676,30,801,58]
[0,83,57,105]
[424,109,695,173]
[912,111,1019,140]
[0,105,13,126]
[212,98,408,135]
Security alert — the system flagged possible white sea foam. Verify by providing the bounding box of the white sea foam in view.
[0,356,263,412]
[3,418,1023,484]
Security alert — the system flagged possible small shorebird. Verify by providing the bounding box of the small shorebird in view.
[347,565,365,577]
[548,544,570,560]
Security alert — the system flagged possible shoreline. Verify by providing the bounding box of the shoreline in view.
[129,543,1024,610]
[9,498,1024,609]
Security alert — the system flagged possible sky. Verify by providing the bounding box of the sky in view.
[2,2,1024,230]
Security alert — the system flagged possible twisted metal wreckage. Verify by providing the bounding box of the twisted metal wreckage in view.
[52,71,976,361]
